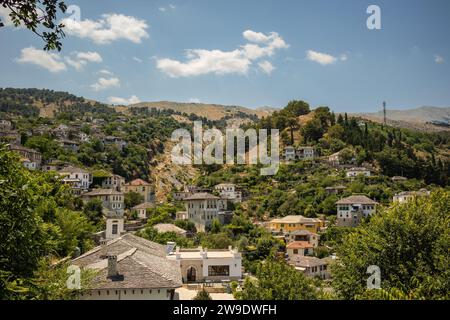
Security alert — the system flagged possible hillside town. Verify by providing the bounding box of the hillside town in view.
[1,1,449,305]
[1,90,448,300]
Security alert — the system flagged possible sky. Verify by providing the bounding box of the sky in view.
[0,0,449,113]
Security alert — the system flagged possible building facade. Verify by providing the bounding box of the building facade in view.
[167,246,242,283]
[336,195,377,227]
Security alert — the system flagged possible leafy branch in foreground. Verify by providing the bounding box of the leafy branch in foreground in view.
[0,0,67,50]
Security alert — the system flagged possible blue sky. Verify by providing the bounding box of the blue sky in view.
[0,0,449,112]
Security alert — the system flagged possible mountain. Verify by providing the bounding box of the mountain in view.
[124,101,273,121]
[353,106,450,132]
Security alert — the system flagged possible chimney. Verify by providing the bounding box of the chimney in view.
[107,255,118,278]
[99,239,108,258]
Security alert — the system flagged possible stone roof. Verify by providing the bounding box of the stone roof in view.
[336,195,378,205]
[71,234,182,290]
[290,256,327,268]
[125,178,151,186]
[83,188,123,196]
[153,223,187,235]
[270,215,322,224]
[184,192,220,200]
[58,166,90,174]
[347,167,371,172]
[289,229,318,236]
[132,202,155,210]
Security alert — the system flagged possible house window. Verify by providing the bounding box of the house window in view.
[293,249,298,254]
[112,224,118,234]
[208,265,230,277]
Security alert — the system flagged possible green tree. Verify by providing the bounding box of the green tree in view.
[193,289,212,300]
[332,190,450,300]
[124,191,145,209]
[82,199,104,226]
[239,258,320,300]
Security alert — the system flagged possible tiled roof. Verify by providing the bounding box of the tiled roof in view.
[336,195,378,205]
[126,178,151,186]
[71,234,182,290]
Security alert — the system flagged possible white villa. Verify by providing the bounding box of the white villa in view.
[183,192,229,232]
[336,195,378,227]
[346,167,371,178]
[58,166,92,193]
[214,183,242,203]
[167,245,242,283]
[296,146,315,160]
[82,188,125,216]
[284,146,296,161]
[393,189,430,203]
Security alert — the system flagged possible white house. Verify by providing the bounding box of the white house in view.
[289,256,330,279]
[82,188,125,216]
[183,193,228,232]
[346,167,371,178]
[132,202,155,219]
[102,174,125,192]
[214,183,242,203]
[58,166,92,192]
[336,195,378,227]
[393,189,430,203]
[71,234,182,300]
[284,146,296,161]
[296,146,315,160]
[167,246,242,283]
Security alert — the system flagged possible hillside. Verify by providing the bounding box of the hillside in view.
[126,101,272,121]
[353,106,450,132]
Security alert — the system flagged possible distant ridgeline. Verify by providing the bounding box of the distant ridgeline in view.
[0,88,114,118]
[130,105,259,130]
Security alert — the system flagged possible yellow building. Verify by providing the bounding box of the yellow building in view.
[268,215,323,234]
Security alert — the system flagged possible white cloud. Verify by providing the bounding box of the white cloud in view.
[99,69,113,76]
[189,98,201,103]
[90,77,121,91]
[306,50,345,66]
[62,14,149,44]
[159,4,176,12]
[434,55,445,64]
[76,51,103,63]
[156,30,288,77]
[258,61,275,75]
[133,57,143,63]
[108,95,140,105]
[16,47,67,73]
[65,51,102,71]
